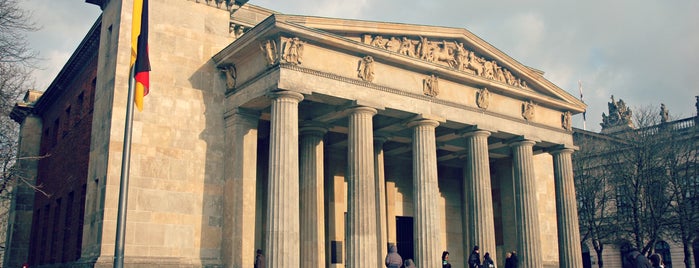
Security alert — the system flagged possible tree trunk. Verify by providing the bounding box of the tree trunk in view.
[682,240,692,268]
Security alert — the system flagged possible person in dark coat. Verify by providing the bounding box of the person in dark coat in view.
[254,249,265,268]
[624,249,652,268]
[468,246,481,268]
[649,253,664,268]
[505,251,518,268]
[482,252,495,268]
[385,244,403,268]
[404,258,416,268]
[442,251,451,268]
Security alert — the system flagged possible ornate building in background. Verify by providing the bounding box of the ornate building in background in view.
[5,1,587,267]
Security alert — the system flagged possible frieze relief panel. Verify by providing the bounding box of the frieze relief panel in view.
[363,34,529,90]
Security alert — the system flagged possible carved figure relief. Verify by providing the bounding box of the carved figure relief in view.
[366,34,529,89]
[522,100,536,121]
[259,39,278,66]
[423,74,439,97]
[562,111,572,131]
[358,56,375,82]
[476,88,491,110]
[221,64,237,90]
[600,95,634,129]
[282,37,305,65]
[230,23,247,39]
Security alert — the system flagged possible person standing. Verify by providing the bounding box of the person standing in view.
[649,253,664,268]
[624,249,652,268]
[404,258,417,268]
[385,244,403,268]
[468,246,481,268]
[254,249,265,268]
[482,252,495,268]
[441,251,451,268]
[505,251,518,268]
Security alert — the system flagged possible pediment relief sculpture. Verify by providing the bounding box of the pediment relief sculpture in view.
[476,88,490,110]
[358,56,375,82]
[522,100,536,121]
[259,39,278,66]
[365,34,529,90]
[423,74,439,97]
[282,37,305,65]
[562,111,572,131]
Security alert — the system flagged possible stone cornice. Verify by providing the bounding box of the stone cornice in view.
[214,14,586,114]
[33,16,102,115]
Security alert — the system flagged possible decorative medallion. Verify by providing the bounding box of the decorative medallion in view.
[282,37,305,65]
[476,88,491,110]
[358,56,375,82]
[423,74,439,97]
[259,39,278,66]
[562,111,572,131]
[522,100,536,121]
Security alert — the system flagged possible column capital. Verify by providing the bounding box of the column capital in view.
[507,137,537,147]
[300,121,329,137]
[346,106,378,116]
[548,145,578,155]
[374,132,391,145]
[459,129,491,138]
[268,90,304,102]
[406,118,440,128]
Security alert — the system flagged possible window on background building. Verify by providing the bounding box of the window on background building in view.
[63,106,71,136]
[655,240,672,268]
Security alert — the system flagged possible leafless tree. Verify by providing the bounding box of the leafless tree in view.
[573,131,622,268]
[660,116,699,268]
[610,105,675,255]
[0,0,38,261]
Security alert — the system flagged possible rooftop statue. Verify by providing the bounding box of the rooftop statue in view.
[600,95,634,130]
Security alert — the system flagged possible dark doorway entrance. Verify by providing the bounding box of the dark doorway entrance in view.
[582,244,592,268]
[396,216,414,262]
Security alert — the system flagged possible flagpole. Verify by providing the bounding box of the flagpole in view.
[114,64,137,268]
[578,80,587,131]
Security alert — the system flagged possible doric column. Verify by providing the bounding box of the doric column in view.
[407,118,442,268]
[510,139,543,267]
[4,113,41,268]
[265,90,304,268]
[223,109,259,267]
[551,146,583,268]
[299,123,327,268]
[374,135,389,265]
[346,106,379,268]
[462,130,496,263]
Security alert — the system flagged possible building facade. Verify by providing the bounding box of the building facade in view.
[5,1,586,267]
[573,97,699,268]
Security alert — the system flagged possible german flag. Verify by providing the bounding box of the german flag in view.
[131,0,150,111]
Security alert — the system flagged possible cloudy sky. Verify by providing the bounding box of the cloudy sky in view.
[20,0,699,132]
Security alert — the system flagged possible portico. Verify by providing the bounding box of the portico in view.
[215,14,584,268]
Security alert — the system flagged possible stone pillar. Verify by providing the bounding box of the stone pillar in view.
[346,106,379,268]
[223,109,259,268]
[407,118,442,268]
[3,113,42,268]
[509,139,543,267]
[551,146,583,268]
[374,135,389,265]
[265,90,303,268]
[462,130,496,263]
[299,123,327,268]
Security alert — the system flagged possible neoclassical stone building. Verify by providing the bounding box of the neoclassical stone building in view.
[5,1,586,267]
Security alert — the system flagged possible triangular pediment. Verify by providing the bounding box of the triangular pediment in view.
[218,13,586,114]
